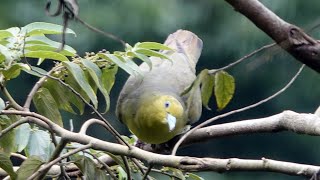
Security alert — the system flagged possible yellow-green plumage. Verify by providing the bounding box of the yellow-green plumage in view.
[116,30,203,144]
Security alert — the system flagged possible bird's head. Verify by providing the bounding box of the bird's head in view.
[131,94,186,144]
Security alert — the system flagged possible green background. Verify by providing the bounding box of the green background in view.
[1,0,319,179]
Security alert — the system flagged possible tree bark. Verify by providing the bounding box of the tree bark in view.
[225,0,320,73]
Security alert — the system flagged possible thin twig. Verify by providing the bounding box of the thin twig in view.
[31,68,130,147]
[27,143,92,180]
[208,43,276,73]
[172,64,305,155]
[142,165,153,180]
[23,68,55,111]
[121,156,132,180]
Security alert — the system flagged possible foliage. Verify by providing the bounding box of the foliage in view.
[0,22,232,179]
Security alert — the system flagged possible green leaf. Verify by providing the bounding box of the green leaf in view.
[74,156,110,180]
[0,30,13,41]
[117,166,128,180]
[123,56,143,76]
[25,129,52,161]
[101,66,118,93]
[0,63,31,81]
[16,156,44,180]
[1,64,23,80]
[200,70,215,110]
[43,78,76,114]
[0,116,16,154]
[134,48,171,60]
[14,123,31,152]
[25,44,75,56]
[81,59,110,113]
[0,98,5,111]
[214,71,235,110]
[21,66,47,78]
[135,42,173,51]
[131,52,152,70]
[0,152,17,179]
[186,172,205,180]
[22,22,76,36]
[64,62,98,109]
[25,35,76,54]
[33,87,63,126]
[64,73,86,114]
[105,152,126,170]
[6,27,20,36]
[24,51,69,64]
[98,53,141,76]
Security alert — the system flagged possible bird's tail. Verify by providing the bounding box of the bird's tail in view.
[163,29,203,68]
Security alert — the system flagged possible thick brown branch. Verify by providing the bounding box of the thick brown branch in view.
[225,0,320,73]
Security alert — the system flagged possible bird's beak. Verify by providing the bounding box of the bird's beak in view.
[167,113,176,132]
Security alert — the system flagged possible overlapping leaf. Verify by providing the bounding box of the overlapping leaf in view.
[21,22,76,36]
[64,61,98,109]
[0,152,17,179]
[81,59,111,112]
[16,156,44,180]
[33,87,63,126]
[25,129,53,161]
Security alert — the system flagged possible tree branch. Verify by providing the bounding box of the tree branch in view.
[1,109,320,178]
[184,110,320,145]
[225,0,320,73]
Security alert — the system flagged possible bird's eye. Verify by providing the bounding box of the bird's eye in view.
[164,101,170,108]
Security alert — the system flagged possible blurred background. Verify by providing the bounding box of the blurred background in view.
[1,0,320,179]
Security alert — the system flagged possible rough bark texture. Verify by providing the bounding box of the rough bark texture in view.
[225,0,320,73]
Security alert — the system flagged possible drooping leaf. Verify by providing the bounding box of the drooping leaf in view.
[64,72,86,114]
[0,30,13,41]
[25,129,52,161]
[98,53,140,76]
[25,44,75,56]
[1,64,23,80]
[21,66,47,78]
[43,78,76,114]
[131,52,152,70]
[123,56,143,76]
[214,71,235,110]
[81,59,110,113]
[25,35,76,54]
[101,66,118,93]
[14,123,31,152]
[64,61,98,109]
[0,152,17,179]
[0,116,16,154]
[24,51,69,65]
[74,156,110,180]
[135,48,171,60]
[105,152,126,170]
[200,70,215,110]
[135,42,173,51]
[33,87,63,126]
[22,22,76,36]
[16,156,44,180]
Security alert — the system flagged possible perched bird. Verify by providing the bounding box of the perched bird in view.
[116,30,203,144]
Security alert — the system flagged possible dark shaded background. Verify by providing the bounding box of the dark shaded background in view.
[1,0,319,179]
